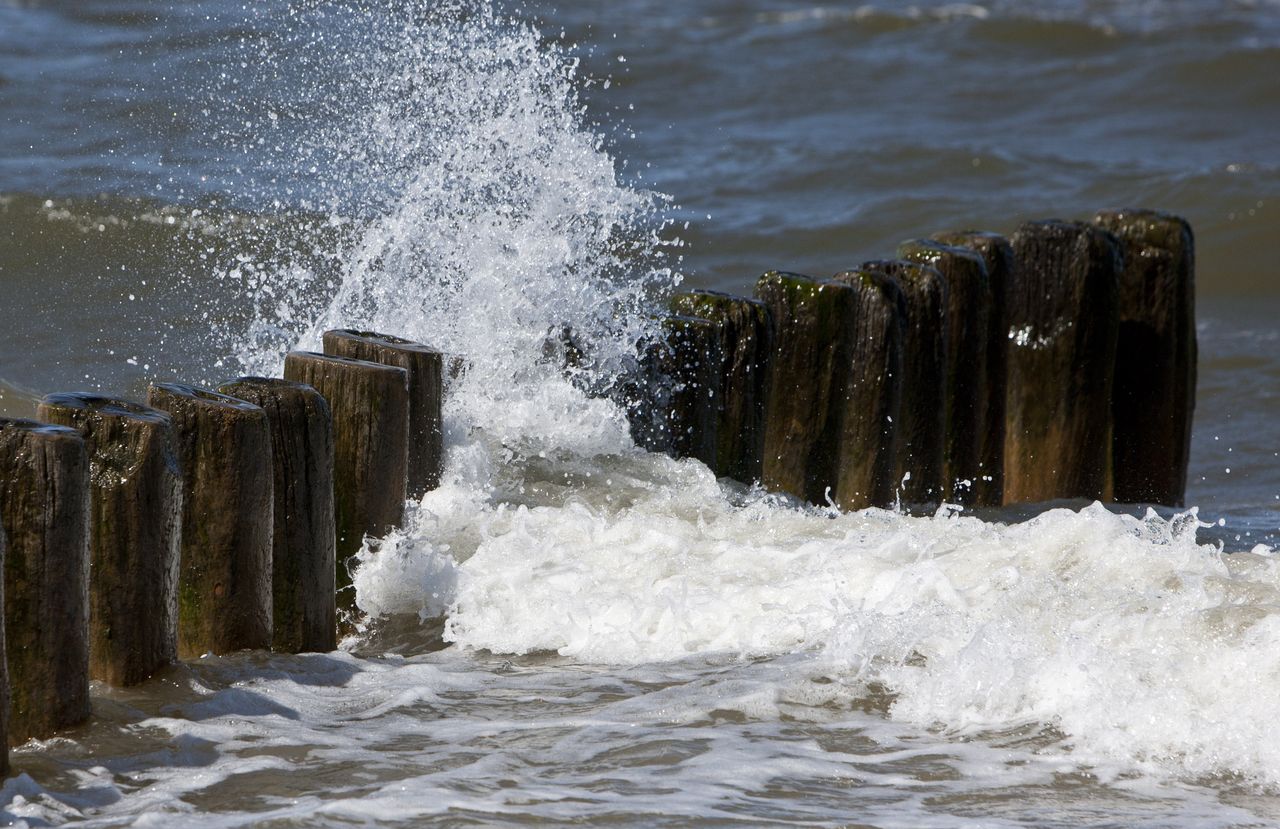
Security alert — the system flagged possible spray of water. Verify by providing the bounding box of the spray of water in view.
[196,0,1280,790]
[212,0,685,624]
[227,4,673,439]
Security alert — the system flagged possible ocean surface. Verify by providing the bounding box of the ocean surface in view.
[2,0,1280,825]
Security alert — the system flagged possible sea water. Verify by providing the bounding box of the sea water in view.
[1,0,1279,825]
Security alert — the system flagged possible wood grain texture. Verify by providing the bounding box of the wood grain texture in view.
[0,419,91,743]
[861,260,948,506]
[1006,220,1121,503]
[322,330,443,499]
[754,271,857,505]
[148,384,273,657]
[661,315,724,467]
[283,352,408,605]
[218,378,336,654]
[930,230,1012,507]
[37,394,180,687]
[827,269,906,510]
[670,291,772,484]
[898,240,992,505]
[1092,209,1196,506]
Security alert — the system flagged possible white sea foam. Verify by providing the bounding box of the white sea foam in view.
[352,431,1280,785]
[8,646,1269,827]
[207,0,1280,801]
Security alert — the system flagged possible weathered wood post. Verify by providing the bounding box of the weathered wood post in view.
[619,317,721,461]
[282,352,409,604]
[1092,209,1196,506]
[670,291,770,480]
[218,378,336,654]
[826,268,906,510]
[861,260,948,506]
[0,419,91,743]
[147,384,273,657]
[930,230,1012,507]
[620,328,669,454]
[37,394,180,686]
[1006,220,1121,502]
[754,272,856,505]
[0,521,8,773]
[898,241,992,505]
[660,315,722,466]
[321,330,444,499]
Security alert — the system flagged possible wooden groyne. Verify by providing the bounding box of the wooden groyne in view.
[0,209,1195,772]
[635,208,1195,512]
[0,330,439,714]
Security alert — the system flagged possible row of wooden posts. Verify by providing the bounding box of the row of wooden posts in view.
[0,331,447,774]
[0,206,1193,775]
[627,208,1195,513]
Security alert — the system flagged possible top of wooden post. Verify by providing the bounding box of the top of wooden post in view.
[286,350,410,379]
[218,376,321,394]
[149,383,265,416]
[0,417,84,443]
[671,288,768,316]
[861,258,948,292]
[1092,208,1193,251]
[39,393,171,427]
[897,239,988,274]
[830,266,909,312]
[323,329,439,356]
[931,229,1010,247]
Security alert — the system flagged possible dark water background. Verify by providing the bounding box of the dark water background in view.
[2,1,1280,825]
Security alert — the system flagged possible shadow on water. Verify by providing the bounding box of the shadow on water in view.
[350,614,450,658]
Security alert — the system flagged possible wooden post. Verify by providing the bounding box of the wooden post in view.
[37,394,180,687]
[1092,209,1196,506]
[0,520,9,774]
[670,291,770,480]
[620,329,668,454]
[282,352,409,604]
[754,271,857,505]
[1006,220,1121,502]
[897,240,992,505]
[321,330,444,499]
[827,269,906,510]
[147,384,273,657]
[218,378,336,654]
[0,419,91,743]
[930,230,1012,507]
[661,315,722,466]
[861,260,948,506]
